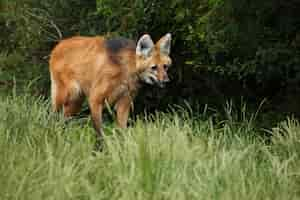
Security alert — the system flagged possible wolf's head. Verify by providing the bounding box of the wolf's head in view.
[136,33,172,88]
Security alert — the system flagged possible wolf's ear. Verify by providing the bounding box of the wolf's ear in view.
[157,33,171,55]
[136,34,154,58]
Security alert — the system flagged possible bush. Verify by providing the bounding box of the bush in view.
[95,0,300,103]
[0,0,99,93]
[1,0,300,111]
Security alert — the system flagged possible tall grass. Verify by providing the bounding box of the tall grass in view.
[0,95,299,200]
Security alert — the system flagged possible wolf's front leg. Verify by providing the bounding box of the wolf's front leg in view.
[89,96,104,140]
[115,95,132,128]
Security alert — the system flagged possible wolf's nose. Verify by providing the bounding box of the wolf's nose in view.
[163,75,170,83]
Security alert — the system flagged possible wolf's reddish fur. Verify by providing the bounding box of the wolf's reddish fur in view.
[49,34,172,137]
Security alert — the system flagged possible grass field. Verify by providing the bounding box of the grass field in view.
[0,95,300,200]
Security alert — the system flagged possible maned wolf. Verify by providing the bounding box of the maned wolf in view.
[49,33,172,138]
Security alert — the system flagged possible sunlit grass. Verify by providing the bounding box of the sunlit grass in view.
[0,95,299,200]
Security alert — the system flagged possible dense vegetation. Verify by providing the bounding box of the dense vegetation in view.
[1,0,300,112]
[1,95,300,200]
[1,1,300,199]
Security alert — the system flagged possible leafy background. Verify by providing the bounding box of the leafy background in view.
[1,2,300,198]
[1,0,300,115]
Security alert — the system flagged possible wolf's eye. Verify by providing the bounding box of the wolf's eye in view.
[163,64,169,70]
[151,65,158,70]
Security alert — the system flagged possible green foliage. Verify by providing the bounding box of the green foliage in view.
[189,0,300,85]
[1,95,300,199]
[1,1,300,198]
[1,0,300,109]
[0,0,99,93]
[95,0,196,39]
[94,0,300,101]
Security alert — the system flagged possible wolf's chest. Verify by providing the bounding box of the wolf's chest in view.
[109,84,129,102]
[106,74,139,104]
